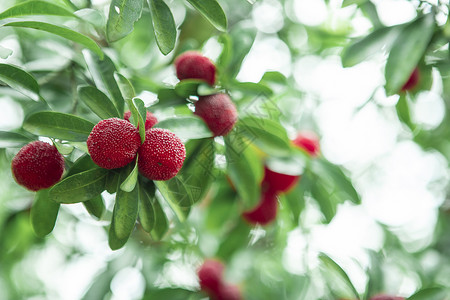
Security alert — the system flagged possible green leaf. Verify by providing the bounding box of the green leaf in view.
[154,177,195,222]
[178,138,215,203]
[120,158,139,192]
[396,94,414,130]
[31,189,60,238]
[78,85,121,119]
[217,33,232,71]
[0,63,41,101]
[114,72,136,100]
[225,133,263,209]
[155,116,213,139]
[106,0,144,43]
[23,111,95,141]
[105,170,120,194]
[226,24,257,79]
[138,180,156,233]
[282,177,308,225]
[0,131,33,148]
[260,71,287,84]
[126,98,146,141]
[83,51,125,115]
[155,88,187,108]
[83,195,105,219]
[341,25,403,68]
[407,287,448,300]
[385,14,435,95]
[0,45,13,59]
[49,168,108,203]
[174,79,206,97]
[231,81,273,96]
[53,141,74,155]
[67,154,98,176]
[309,172,339,223]
[342,0,368,7]
[186,0,227,32]
[0,1,75,20]
[3,21,103,59]
[75,8,105,28]
[238,116,292,157]
[148,0,176,55]
[149,191,168,240]
[319,253,360,299]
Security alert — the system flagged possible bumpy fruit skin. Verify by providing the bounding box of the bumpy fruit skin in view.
[198,259,225,295]
[194,93,238,137]
[11,141,65,191]
[87,118,141,169]
[123,110,158,130]
[175,51,216,86]
[242,190,278,225]
[370,295,404,300]
[138,128,186,181]
[262,166,300,194]
[292,131,320,157]
[400,67,419,92]
[215,284,242,300]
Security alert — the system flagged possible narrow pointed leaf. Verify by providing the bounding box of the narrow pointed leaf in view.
[3,21,103,59]
[126,98,146,141]
[154,177,194,222]
[120,158,139,192]
[78,85,121,119]
[186,0,227,32]
[407,287,448,300]
[150,194,168,240]
[148,0,176,55]
[23,111,95,141]
[83,51,125,114]
[49,168,108,203]
[67,154,98,176]
[0,131,33,148]
[0,1,75,20]
[385,14,434,95]
[83,195,105,219]
[138,181,156,232]
[114,72,136,100]
[106,0,144,42]
[155,116,213,139]
[112,185,139,239]
[0,63,40,101]
[31,189,60,237]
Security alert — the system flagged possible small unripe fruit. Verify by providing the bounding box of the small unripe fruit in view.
[124,110,158,130]
[242,190,278,225]
[175,51,216,86]
[194,93,238,137]
[11,141,65,191]
[292,131,320,157]
[87,118,141,169]
[400,67,419,92]
[216,284,242,300]
[197,259,225,295]
[262,166,300,194]
[138,128,186,181]
[370,295,404,300]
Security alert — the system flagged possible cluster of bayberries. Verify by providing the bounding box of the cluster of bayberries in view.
[197,259,242,300]
[242,131,320,225]
[11,51,238,192]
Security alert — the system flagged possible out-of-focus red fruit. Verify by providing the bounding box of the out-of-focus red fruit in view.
[242,190,278,225]
[292,131,320,157]
[175,51,216,86]
[370,294,404,300]
[261,165,300,194]
[123,110,158,130]
[11,141,65,191]
[197,259,225,295]
[400,67,420,92]
[194,93,238,137]
[215,284,243,300]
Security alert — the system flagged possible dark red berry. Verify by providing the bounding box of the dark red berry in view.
[262,166,300,194]
[11,141,65,191]
[124,110,158,130]
[87,118,141,169]
[292,131,320,157]
[175,51,216,86]
[198,259,225,295]
[242,190,278,225]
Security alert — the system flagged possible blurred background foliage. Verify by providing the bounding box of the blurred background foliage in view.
[0,0,449,299]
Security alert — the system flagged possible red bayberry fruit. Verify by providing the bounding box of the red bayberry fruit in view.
[400,67,419,92]
[262,166,300,194]
[242,190,278,225]
[292,131,320,157]
[11,141,65,191]
[198,259,225,295]
[138,128,186,181]
[87,118,141,169]
[194,93,238,137]
[123,110,158,130]
[175,51,216,86]
[215,284,243,300]
[370,295,404,300]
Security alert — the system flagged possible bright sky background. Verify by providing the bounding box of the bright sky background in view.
[0,0,449,299]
